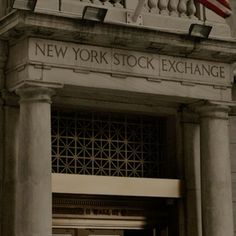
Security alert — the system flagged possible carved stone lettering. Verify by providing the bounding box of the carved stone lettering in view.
[160,56,229,81]
[29,38,230,84]
[112,53,155,70]
[35,42,68,59]
[161,58,226,79]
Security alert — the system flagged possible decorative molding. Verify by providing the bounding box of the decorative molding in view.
[16,86,55,103]
[195,102,231,120]
[8,80,64,92]
[1,12,236,62]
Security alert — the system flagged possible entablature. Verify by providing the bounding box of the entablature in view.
[0,10,236,63]
[3,36,234,105]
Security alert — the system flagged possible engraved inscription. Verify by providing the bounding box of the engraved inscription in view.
[113,52,155,69]
[29,38,230,83]
[35,43,68,58]
[72,47,109,64]
[161,58,225,79]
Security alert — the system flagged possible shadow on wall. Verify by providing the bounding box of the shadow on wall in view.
[226,0,236,37]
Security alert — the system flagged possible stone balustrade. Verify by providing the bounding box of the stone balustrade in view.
[80,0,197,19]
[1,0,231,39]
[3,0,198,20]
[146,0,197,18]
[80,0,125,8]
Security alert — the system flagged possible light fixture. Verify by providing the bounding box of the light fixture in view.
[12,0,37,11]
[189,24,212,39]
[82,6,107,22]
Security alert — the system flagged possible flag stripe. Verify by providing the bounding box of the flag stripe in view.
[216,0,231,9]
[198,0,232,18]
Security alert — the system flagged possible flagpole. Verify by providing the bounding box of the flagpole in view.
[132,0,146,22]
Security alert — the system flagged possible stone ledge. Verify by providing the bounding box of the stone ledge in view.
[0,11,236,63]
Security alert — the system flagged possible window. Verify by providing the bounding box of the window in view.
[51,110,168,178]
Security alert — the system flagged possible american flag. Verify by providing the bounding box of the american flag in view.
[198,0,232,18]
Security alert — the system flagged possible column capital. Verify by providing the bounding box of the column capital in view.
[191,100,236,120]
[16,86,55,104]
[196,103,230,120]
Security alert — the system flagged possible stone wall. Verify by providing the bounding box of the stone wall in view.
[227,0,236,37]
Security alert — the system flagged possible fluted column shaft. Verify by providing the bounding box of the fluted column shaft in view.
[199,104,234,236]
[16,87,54,236]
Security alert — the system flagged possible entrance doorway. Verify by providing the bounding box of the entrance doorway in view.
[52,194,177,236]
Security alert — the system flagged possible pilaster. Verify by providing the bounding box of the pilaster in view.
[16,86,55,236]
[181,110,202,236]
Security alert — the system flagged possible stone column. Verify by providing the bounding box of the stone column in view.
[16,86,54,236]
[198,104,234,236]
[1,91,19,236]
[182,111,202,236]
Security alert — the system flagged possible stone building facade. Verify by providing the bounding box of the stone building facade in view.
[0,0,236,236]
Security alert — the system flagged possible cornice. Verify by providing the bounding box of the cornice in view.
[0,11,236,63]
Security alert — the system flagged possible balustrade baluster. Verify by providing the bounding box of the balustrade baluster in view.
[101,0,113,6]
[148,0,159,13]
[112,0,124,8]
[142,0,150,13]
[92,0,103,5]
[168,0,178,16]
[178,0,187,17]
[158,0,169,15]
[81,0,92,3]
[187,0,197,18]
